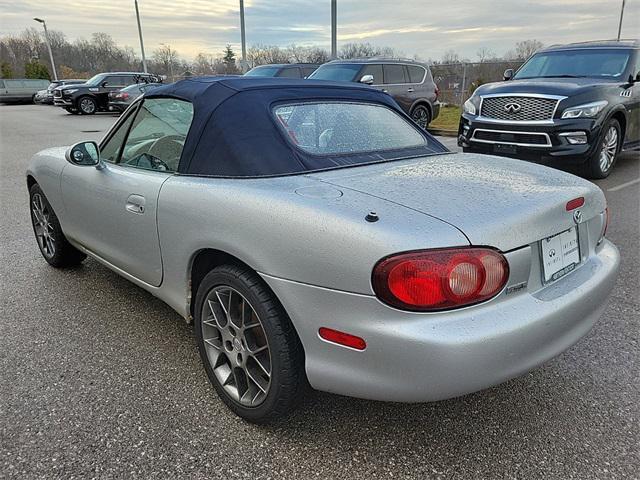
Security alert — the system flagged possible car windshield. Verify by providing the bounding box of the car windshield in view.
[274,102,427,156]
[245,66,281,77]
[85,74,106,86]
[514,49,632,80]
[309,64,362,82]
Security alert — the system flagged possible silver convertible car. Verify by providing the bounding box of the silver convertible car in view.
[27,77,619,423]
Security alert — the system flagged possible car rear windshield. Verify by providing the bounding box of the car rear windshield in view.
[514,49,632,79]
[273,102,427,156]
[309,64,362,82]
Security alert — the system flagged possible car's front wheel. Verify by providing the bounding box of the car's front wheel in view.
[410,104,431,129]
[581,118,621,179]
[78,96,97,115]
[29,184,86,267]
[194,265,306,423]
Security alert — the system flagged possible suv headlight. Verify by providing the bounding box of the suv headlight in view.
[463,96,479,115]
[561,100,608,119]
[64,89,79,94]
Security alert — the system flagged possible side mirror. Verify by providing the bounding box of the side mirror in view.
[503,69,514,81]
[65,141,100,166]
[101,81,109,87]
[630,73,640,84]
[359,74,375,85]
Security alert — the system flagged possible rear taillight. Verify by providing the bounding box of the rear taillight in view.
[121,92,130,99]
[434,85,439,99]
[372,248,509,311]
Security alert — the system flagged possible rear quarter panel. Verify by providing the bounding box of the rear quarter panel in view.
[156,174,469,315]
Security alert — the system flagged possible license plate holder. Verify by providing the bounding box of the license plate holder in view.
[493,143,517,155]
[540,227,580,284]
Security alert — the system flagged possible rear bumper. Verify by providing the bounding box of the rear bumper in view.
[458,114,603,164]
[108,101,128,112]
[262,240,619,402]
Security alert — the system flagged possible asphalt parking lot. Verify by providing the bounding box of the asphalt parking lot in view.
[1,104,638,479]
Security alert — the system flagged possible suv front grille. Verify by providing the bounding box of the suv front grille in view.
[480,96,558,122]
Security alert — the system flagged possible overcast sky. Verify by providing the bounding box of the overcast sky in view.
[1,0,639,60]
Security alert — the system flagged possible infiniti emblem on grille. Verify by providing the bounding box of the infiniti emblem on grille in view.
[573,210,583,224]
[504,102,522,114]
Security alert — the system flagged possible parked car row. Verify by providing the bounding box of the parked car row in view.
[245,59,441,129]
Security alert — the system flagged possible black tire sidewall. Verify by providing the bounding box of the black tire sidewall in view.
[194,265,303,423]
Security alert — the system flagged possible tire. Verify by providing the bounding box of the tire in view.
[579,119,621,179]
[77,96,97,115]
[410,104,431,129]
[194,264,306,423]
[29,184,86,268]
[65,107,79,115]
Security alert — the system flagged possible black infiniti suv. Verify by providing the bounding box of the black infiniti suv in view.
[309,59,440,129]
[458,40,640,178]
[54,72,161,115]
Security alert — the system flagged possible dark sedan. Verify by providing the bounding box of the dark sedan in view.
[108,83,162,113]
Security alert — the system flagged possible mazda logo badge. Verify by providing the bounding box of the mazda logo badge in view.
[573,210,583,224]
[504,102,522,114]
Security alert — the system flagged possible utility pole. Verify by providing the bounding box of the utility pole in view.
[617,0,626,41]
[331,0,337,59]
[134,0,148,72]
[33,18,58,81]
[240,0,247,64]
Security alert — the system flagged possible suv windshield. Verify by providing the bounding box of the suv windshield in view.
[245,66,281,77]
[309,64,362,82]
[514,49,632,80]
[85,74,106,86]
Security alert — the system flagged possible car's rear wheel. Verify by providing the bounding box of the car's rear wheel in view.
[580,118,621,179]
[78,96,97,115]
[194,264,306,423]
[410,104,431,129]
[29,184,86,267]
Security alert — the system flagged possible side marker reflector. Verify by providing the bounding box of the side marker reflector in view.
[318,327,366,351]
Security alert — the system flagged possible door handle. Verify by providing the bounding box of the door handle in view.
[407,88,415,93]
[126,194,146,214]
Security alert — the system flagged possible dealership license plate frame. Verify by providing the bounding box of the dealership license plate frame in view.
[540,226,581,284]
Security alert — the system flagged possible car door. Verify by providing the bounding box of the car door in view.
[625,52,640,145]
[382,64,412,113]
[60,97,195,286]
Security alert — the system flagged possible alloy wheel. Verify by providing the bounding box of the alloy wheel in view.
[80,98,96,114]
[31,193,56,258]
[599,126,618,173]
[411,106,430,129]
[201,286,272,407]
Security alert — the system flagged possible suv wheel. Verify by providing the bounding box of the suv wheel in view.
[78,96,97,115]
[581,119,621,179]
[194,265,306,423]
[410,104,431,129]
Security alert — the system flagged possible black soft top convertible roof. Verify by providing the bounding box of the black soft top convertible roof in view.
[146,77,445,177]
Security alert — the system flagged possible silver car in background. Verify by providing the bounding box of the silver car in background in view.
[26,78,619,423]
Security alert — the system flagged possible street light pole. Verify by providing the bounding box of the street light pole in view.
[33,18,58,81]
[331,0,337,59]
[617,0,626,41]
[134,0,148,72]
[239,0,247,65]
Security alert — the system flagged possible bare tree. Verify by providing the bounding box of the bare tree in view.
[476,47,496,63]
[339,42,395,59]
[151,44,179,78]
[506,39,544,60]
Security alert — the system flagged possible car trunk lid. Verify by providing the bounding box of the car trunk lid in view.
[309,153,606,252]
